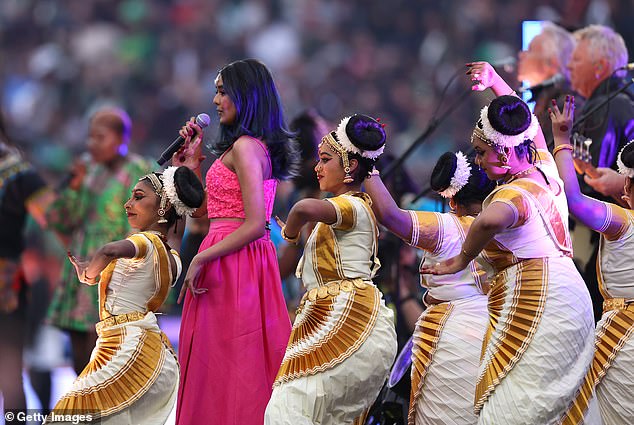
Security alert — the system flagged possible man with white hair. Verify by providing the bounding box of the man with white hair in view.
[567,24,634,321]
[568,24,634,190]
[517,21,576,145]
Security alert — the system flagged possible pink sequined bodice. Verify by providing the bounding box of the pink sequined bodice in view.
[206,158,277,219]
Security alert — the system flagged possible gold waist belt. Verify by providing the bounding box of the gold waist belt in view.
[603,298,634,313]
[302,278,372,304]
[96,311,146,332]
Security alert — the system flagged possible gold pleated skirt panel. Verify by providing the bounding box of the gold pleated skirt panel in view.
[407,303,454,425]
[274,279,381,386]
[559,305,634,425]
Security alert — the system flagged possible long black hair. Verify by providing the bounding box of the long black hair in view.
[211,59,299,180]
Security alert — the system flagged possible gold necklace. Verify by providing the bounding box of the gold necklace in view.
[505,165,537,183]
[146,229,167,241]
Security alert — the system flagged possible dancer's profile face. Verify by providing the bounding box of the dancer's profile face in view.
[314,142,346,194]
[124,180,162,231]
[213,75,237,126]
[471,135,508,181]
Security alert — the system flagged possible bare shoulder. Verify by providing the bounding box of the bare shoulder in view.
[232,136,269,175]
[233,135,266,155]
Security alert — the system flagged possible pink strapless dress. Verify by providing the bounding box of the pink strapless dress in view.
[176,151,291,425]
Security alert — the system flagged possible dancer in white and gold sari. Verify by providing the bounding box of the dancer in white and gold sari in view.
[265,114,397,425]
[365,151,495,425]
[423,63,599,424]
[46,166,204,424]
[552,97,634,425]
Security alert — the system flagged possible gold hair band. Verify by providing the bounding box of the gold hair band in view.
[321,132,354,183]
[141,173,169,223]
[471,126,495,148]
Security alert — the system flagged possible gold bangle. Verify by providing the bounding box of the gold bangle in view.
[281,225,300,245]
[81,269,99,284]
[553,144,573,156]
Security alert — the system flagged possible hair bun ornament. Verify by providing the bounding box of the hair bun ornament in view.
[335,114,386,160]
[479,96,539,148]
[432,151,472,199]
[617,140,634,178]
[162,166,203,216]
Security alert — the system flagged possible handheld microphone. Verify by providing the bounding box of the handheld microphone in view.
[518,74,565,94]
[58,152,92,190]
[157,113,211,166]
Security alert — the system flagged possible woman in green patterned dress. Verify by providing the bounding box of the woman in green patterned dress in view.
[46,107,151,375]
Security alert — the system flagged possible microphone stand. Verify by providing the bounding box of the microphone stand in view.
[382,87,473,180]
[572,77,634,130]
[378,78,472,351]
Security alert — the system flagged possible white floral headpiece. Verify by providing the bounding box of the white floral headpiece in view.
[438,151,472,199]
[335,116,385,160]
[617,140,634,178]
[162,166,197,217]
[478,105,539,148]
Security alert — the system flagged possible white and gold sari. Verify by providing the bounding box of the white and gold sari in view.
[265,192,397,425]
[406,211,489,425]
[561,203,634,425]
[46,232,180,424]
[475,151,600,425]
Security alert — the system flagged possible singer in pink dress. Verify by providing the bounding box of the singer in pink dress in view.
[173,59,299,425]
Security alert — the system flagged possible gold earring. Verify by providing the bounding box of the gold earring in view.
[343,166,354,184]
[157,195,169,224]
[341,152,354,184]
[499,152,511,169]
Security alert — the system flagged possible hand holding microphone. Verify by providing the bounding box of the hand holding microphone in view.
[58,152,91,191]
[157,113,210,166]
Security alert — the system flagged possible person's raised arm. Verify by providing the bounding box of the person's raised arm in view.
[550,96,608,231]
[420,201,515,276]
[172,117,208,218]
[467,61,548,151]
[68,239,136,285]
[280,198,338,241]
[363,173,412,240]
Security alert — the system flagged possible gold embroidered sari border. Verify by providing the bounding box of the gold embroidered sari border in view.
[407,302,454,425]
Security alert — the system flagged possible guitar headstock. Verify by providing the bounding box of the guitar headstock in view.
[571,133,598,177]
